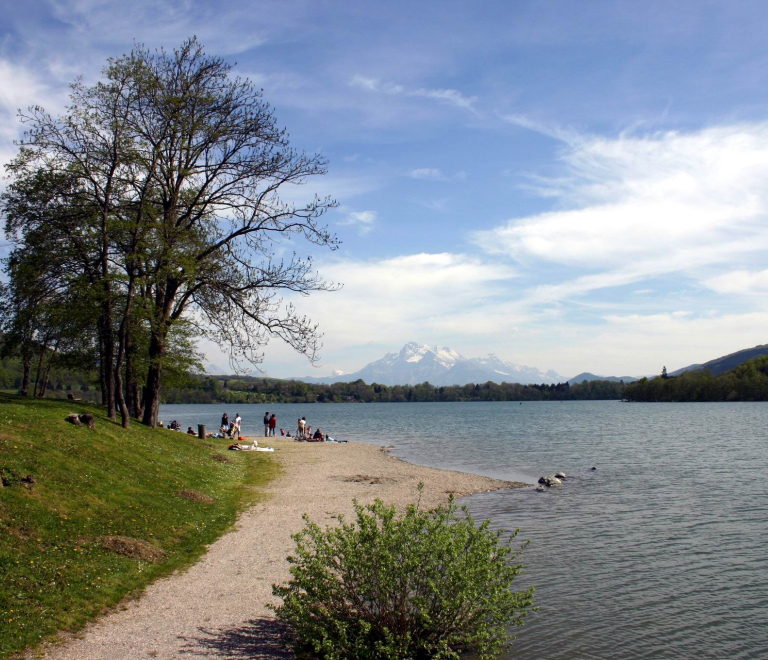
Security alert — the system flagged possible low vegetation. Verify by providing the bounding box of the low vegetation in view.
[0,394,279,659]
[272,490,534,660]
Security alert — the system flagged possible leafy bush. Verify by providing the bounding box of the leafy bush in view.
[272,489,534,660]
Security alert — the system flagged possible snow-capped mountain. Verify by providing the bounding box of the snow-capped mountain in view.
[294,342,563,386]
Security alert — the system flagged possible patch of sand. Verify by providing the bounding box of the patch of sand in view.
[41,439,527,660]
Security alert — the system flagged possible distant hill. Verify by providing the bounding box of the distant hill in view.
[567,372,638,385]
[293,342,563,386]
[670,344,768,377]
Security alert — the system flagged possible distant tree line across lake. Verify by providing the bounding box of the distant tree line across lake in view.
[161,374,627,404]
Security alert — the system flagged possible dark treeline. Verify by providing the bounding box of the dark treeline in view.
[0,39,336,428]
[624,356,768,402]
[162,375,626,404]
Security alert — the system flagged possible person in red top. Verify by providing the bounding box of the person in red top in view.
[268,414,277,436]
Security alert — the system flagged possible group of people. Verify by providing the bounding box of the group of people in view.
[163,420,196,434]
[296,416,331,442]
[219,412,243,439]
[262,412,278,436]
[162,410,340,444]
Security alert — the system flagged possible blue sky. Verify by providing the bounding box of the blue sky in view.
[3,1,768,379]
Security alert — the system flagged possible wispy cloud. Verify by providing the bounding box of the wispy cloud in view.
[408,168,446,181]
[338,210,377,235]
[474,122,768,306]
[497,112,580,144]
[350,75,477,112]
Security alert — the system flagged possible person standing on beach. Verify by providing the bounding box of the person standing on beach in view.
[233,413,242,438]
[263,412,270,437]
[269,414,277,436]
[221,412,229,430]
[298,416,306,439]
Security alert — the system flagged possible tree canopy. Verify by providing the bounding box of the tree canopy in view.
[1,38,338,426]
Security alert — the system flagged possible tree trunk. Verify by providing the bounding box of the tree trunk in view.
[99,316,116,420]
[20,351,31,396]
[125,333,140,418]
[114,286,135,428]
[38,353,56,398]
[141,330,165,428]
[33,345,47,398]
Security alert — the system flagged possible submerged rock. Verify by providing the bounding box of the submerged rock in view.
[555,471,566,480]
[538,475,562,487]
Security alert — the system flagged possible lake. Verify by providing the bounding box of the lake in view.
[159,401,768,659]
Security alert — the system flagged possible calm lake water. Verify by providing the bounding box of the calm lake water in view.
[159,401,768,659]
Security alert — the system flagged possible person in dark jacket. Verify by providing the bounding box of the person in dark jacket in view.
[263,412,270,437]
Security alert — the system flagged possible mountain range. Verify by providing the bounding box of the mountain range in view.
[295,342,564,386]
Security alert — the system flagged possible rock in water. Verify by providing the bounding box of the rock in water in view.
[555,471,566,480]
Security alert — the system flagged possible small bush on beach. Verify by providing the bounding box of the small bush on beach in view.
[272,488,534,660]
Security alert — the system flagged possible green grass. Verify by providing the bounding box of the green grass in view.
[0,394,280,658]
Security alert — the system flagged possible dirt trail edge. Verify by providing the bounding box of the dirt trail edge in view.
[41,439,526,660]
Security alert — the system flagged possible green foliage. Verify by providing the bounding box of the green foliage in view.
[0,394,280,658]
[624,355,768,402]
[272,492,534,660]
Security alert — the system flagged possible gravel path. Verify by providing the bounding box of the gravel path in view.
[42,438,526,660]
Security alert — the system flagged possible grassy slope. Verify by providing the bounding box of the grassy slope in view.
[0,394,279,658]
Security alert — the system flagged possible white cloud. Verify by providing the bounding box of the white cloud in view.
[474,122,768,304]
[0,59,64,171]
[350,75,477,112]
[704,269,768,295]
[338,210,377,235]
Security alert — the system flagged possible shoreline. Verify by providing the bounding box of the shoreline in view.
[41,438,528,660]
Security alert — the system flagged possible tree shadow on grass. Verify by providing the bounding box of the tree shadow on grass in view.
[178,617,295,659]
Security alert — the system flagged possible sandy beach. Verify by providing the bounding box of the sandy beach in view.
[39,438,527,660]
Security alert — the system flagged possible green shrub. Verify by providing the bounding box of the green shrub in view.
[271,489,534,660]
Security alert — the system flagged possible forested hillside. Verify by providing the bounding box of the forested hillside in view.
[624,356,768,402]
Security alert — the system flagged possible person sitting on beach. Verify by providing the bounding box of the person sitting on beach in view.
[312,428,324,442]
[280,428,286,436]
[158,421,164,428]
[305,424,312,439]
[187,426,196,435]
